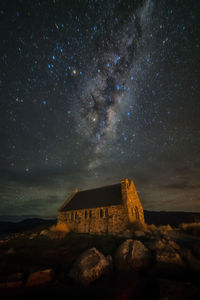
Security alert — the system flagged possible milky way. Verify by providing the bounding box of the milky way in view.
[76,0,154,169]
[0,0,200,216]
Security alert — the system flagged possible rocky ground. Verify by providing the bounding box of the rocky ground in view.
[0,225,200,299]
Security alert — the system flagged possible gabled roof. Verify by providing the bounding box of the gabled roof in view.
[60,183,123,211]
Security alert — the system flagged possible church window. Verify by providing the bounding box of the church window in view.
[85,210,88,219]
[71,212,73,221]
[131,208,134,216]
[135,206,139,220]
[100,209,103,218]
[105,208,108,217]
[75,212,78,219]
[89,210,92,219]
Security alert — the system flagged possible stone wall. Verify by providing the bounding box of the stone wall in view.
[58,204,129,234]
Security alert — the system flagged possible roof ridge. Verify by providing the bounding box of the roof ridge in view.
[77,183,120,193]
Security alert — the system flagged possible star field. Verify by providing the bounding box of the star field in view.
[0,0,200,216]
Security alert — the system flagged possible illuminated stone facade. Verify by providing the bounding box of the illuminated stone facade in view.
[58,179,145,234]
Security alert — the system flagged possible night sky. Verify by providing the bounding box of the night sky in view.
[0,0,200,217]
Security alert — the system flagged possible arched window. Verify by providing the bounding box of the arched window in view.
[71,212,73,221]
[135,206,139,220]
[100,209,103,218]
[105,208,108,217]
[89,210,92,219]
[75,212,78,219]
[85,210,88,219]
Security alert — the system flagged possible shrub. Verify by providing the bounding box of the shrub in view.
[127,221,147,231]
[145,224,158,232]
[157,224,173,234]
[179,222,200,236]
[144,224,173,237]
[49,222,70,239]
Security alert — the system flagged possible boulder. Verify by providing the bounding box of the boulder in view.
[151,239,180,252]
[0,281,23,289]
[0,273,23,289]
[183,248,200,272]
[115,239,150,272]
[153,239,186,271]
[68,247,112,285]
[40,229,49,236]
[29,233,38,239]
[26,269,55,287]
[155,250,186,271]
[5,248,16,255]
[192,242,200,259]
[106,255,113,264]
[0,239,8,244]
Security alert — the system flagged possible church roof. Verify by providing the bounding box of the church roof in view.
[60,183,123,211]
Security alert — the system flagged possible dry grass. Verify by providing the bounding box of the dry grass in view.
[179,222,200,236]
[158,224,173,232]
[128,221,147,231]
[128,222,173,236]
[145,224,157,232]
[49,222,71,239]
[144,224,173,236]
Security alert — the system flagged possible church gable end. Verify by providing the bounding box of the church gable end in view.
[121,179,145,225]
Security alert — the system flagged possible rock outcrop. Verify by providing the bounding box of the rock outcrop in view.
[181,248,200,273]
[40,229,49,236]
[115,239,150,272]
[192,242,200,258]
[152,239,186,271]
[26,269,55,287]
[0,273,23,289]
[68,247,112,285]
[5,248,16,255]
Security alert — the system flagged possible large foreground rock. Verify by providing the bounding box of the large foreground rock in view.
[0,273,23,289]
[192,242,200,259]
[40,229,49,236]
[26,269,55,287]
[152,239,186,271]
[181,248,200,273]
[5,248,16,255]
[68,247,112,285]
[115,239,150,272]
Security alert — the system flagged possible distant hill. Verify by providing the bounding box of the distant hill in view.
[0,215,56,222]
[144,210,200,227]
[0,218,56,235]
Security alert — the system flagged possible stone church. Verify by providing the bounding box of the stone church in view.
[58,178,145,234]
